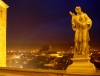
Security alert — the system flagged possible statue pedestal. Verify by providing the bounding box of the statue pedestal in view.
[66,54,96,74]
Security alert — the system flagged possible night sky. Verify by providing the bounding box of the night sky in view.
[3,0,100,47]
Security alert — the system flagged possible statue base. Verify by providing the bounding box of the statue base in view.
[66,54,96,74]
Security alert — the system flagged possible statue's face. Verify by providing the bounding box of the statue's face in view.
[75,7,82,14]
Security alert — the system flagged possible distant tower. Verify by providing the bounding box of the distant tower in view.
[49,44,52,51]
[0,0,9,67]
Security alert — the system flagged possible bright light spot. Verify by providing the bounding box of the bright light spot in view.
[57,52,61,54]
[13,55,20,58]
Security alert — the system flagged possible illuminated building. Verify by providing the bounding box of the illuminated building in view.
[0,0,9,67]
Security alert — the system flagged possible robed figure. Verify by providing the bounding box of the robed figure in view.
[69,6,92,55]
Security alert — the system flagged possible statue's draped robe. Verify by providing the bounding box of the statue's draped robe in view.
[71,12,92,42]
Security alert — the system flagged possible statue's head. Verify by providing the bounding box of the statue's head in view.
[75,6,82,14]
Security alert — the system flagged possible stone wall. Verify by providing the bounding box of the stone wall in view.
[0,67,100,76]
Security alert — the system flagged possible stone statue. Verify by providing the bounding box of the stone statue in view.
[69,6,92,55]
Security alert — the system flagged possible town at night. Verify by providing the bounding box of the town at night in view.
[0,0,100,75]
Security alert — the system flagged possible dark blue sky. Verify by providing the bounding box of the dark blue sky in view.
[3,0,100,46]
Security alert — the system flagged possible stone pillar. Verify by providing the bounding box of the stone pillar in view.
[66,54,96,74]
[0,0,9,67]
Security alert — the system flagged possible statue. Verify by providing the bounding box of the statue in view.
[69,6,92,55]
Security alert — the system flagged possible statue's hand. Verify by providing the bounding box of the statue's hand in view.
[74,19,82,25]
[82,23,90,29]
